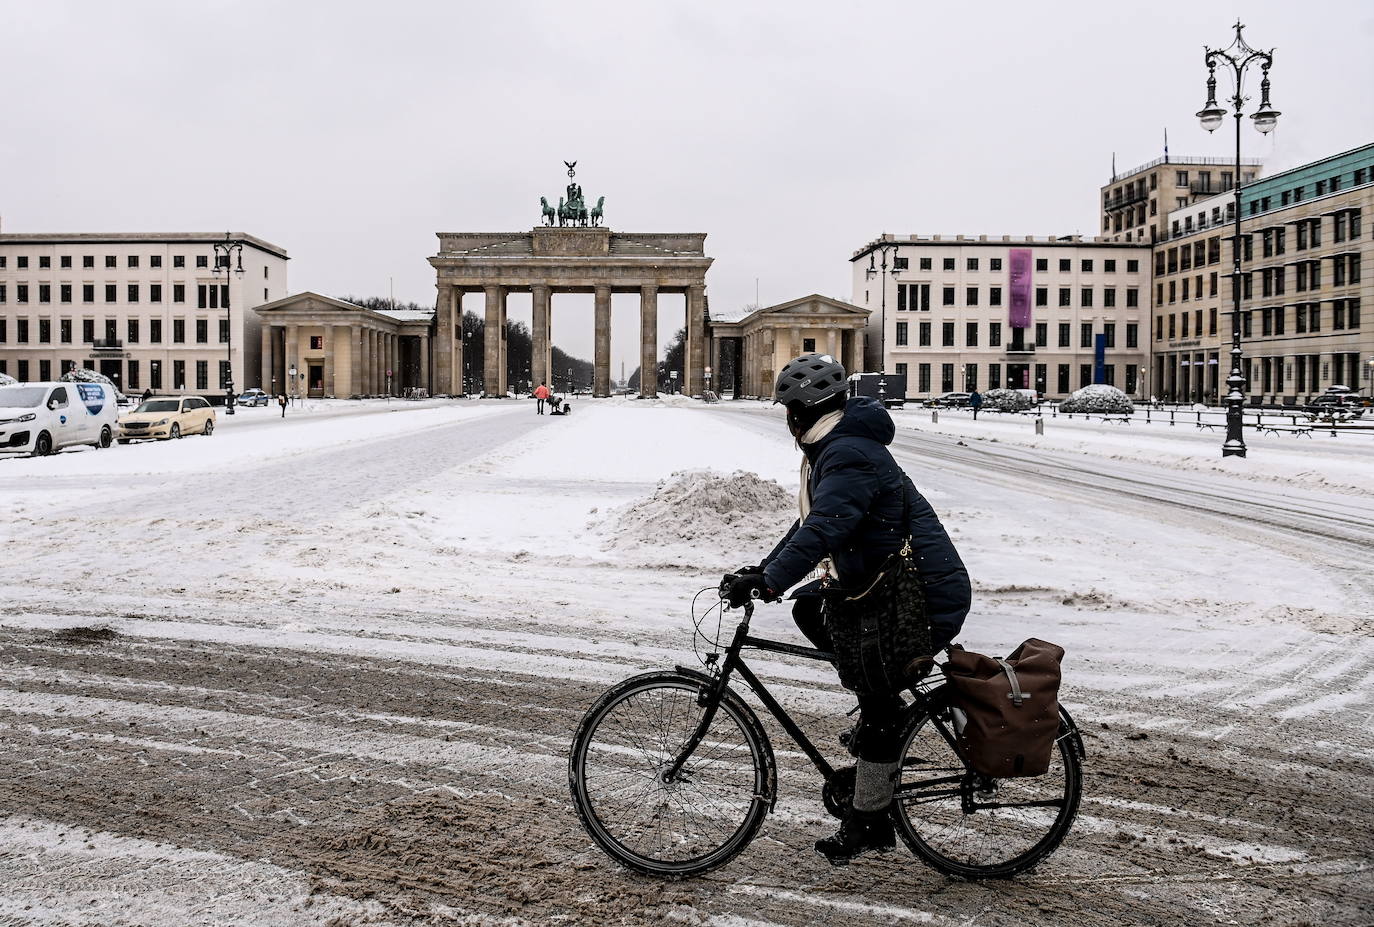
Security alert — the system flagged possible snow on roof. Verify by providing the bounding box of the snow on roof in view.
[377,309,434,322]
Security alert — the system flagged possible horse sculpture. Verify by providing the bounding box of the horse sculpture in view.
[540,197,556,226]
[590,196,605,227]
[558,197,590,227]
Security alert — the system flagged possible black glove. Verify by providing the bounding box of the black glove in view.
[722,573,774,609]
[733,563,765,577]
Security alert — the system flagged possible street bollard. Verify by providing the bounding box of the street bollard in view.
[932,410,939,423]
[1035,417,1044,435]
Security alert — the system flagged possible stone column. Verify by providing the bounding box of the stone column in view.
[285,324,300,397]
[532,284,551,390]
[826,328,838,360]
[387,332,397,394]
[483,285,504,396]
[761,326,776,397]
[791,325,803,358]
[368,329,378,394]
[259,325,274,392]
[594,284,612,398]
[686,284,706,395]
[322,324,335,396]
[419,333,430,393]
[433,286,452,395]
[639,284,658,398]
[349,324,362,396]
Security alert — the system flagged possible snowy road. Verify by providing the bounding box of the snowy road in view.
[0,400,1370,926]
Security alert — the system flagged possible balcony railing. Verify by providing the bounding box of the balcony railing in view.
[1190,180,1236,196]
[1004,343,1036,356]
[91,338,123,351]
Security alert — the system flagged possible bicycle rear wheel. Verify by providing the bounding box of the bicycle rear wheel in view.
[891,691,1082,879]
[568,670,775,877]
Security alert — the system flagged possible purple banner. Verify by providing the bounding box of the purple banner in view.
[1008,248,1033,329]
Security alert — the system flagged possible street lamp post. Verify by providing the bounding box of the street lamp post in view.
[864,240,900,403]
[211,233,246,415]
[1196,20,1279,458]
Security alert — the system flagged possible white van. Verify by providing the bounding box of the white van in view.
[0,381,119,457]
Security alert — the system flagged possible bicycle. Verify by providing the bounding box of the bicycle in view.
[569,590,1085,879]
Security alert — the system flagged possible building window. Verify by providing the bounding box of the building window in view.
[127,255,139,268]
[941,322,955,347]
[1058,287,1071,307]
[802,337,816,352]
[918,322,931,347]
[1103,288,1116,308]
[81,319,94,342]
[918,363,931,392]
[988,364,1001,389]
[196,360,209,391]
[59,319,71,343]
[1081,259,1093,272]
[105,284,117,302]
[173,283,185,303]
[966,287,978,306]
[1104,259,1116,272]
[38,255,51,269]
[1057,364,1070,394]
[990,258,1002,271]
[104,255,116,268]
[39,284,51,304]
[892,257,908,270]
[989,322,1002,347]
[942,287,955,306]
[127,284,139,303]
[195,319,208,343]
[1035,322,1047,347]
[16,284,29,303]
[38,319,51,343]
[16,319,28,343]
[150,283,162,303]
[965,322,978,346]
[1081,288,1093,307]
[1035,287,1047,307]
[942,257,955,271]
[989,286,1002,306]
[896,322,909,346]
[919,257,932,271]
[1177,171,1189,186]
[150,319,162,343]
[966,258,979,271]
[964,363,978,391]
[941,363,954,393]
[128,319,139,344]
[173,319,186,343]
[1058,259,1070,272]
[1035,258,1048,272]
[1080,322,1093,348]
[81,284,93,303]
[1103,322,1116,348]
[1058,322,1070,347]
[196,255,209,269]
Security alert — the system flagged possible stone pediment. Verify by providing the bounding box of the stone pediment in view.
[757,294,870,317]
[255,291,365,315]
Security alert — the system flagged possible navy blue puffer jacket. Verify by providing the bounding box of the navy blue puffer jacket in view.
[761,397,971,652]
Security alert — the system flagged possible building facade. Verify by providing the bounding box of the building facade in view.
[1100,155,1262,244]
[255,292,433,398]
[851,235,1151,400]
[0,232,288,396]
[708,294,868,398]
[1152,143,1372,404]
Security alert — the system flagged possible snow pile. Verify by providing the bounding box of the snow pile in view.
[0,372,15,386]
[1060,384,1134,414]
[982,388,1035,412]
[598,469,795,551]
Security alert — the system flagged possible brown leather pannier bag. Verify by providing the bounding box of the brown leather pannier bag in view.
[942,639,1065,778]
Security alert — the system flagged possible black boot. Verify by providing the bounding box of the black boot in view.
[815,807,895,865]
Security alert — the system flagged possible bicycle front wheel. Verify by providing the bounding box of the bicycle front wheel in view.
[568,670,774,877]
[892,692,1082,879]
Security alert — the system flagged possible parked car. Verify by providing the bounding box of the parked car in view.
[117,395,217,442]
[1013,388,1043,405]
[925,392,972,408]
[238,388,270,407]
[0,381,119,457]
[1304,392,1365,418]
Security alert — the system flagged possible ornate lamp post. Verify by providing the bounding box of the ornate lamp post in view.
[1196,21,1279,457]
[211,233,245,415]
[864,240,900,402]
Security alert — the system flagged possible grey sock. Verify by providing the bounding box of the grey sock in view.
[852,760,899,812]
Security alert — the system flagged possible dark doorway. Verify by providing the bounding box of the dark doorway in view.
[99,359,122,389]
[308,363,324,398]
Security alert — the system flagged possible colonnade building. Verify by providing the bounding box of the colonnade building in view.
[0,232,287,394]
[851,235,1151,399]
[1151,143,1371,405]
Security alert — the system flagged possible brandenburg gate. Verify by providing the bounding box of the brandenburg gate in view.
[428,164,713,398]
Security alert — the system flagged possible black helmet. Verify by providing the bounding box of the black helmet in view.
[773,353,847,406]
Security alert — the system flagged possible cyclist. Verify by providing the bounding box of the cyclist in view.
[723,352,971,863]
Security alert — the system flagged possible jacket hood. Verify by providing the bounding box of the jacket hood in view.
[806,396,894,454]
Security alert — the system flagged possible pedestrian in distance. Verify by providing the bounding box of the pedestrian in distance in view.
[141,388,153,403]
[722,353,970,864]
[969,389,983,420]
[533,381,551,415]
[277,394,288,418]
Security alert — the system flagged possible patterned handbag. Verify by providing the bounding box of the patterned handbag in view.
[823,494,934,695]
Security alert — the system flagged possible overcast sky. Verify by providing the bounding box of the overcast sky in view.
[2,1,1371,373]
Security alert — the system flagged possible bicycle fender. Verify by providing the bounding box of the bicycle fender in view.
[1058,704,1087,760]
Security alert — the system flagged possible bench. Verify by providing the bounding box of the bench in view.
[1255,424,1313,438]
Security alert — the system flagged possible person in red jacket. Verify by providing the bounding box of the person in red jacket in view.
[533,381,551,414]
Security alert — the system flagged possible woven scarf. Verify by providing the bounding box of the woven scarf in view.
[797,410,845,578]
